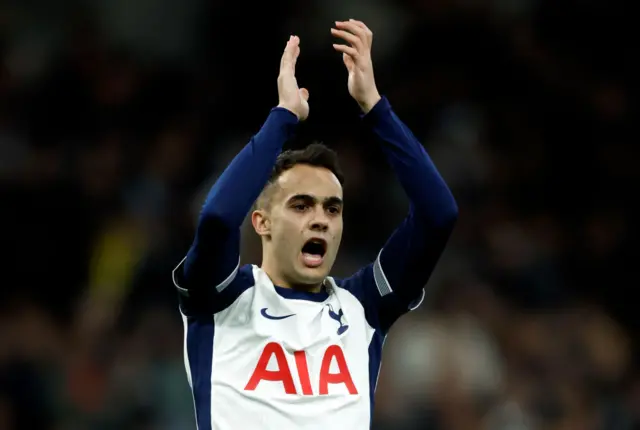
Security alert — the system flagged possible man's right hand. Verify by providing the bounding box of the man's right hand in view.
[277,36,309,121]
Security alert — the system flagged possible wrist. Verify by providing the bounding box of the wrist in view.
[357,92,382,114]
[276,104,300,120]
[271,105,300,124]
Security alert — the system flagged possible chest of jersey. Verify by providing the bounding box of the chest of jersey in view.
[212,281,374,400]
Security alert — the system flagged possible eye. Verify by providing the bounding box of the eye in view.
[327,206,341,215]
[293,203,308,212]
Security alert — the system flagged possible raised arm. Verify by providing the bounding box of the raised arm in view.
[173,36,310,313]
[365,96,457,319]
[333,20,458,331]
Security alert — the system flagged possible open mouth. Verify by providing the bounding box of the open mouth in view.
[301,238,327,268]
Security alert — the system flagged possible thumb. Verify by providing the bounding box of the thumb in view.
[343,53,355,72]
[299,88,309,101]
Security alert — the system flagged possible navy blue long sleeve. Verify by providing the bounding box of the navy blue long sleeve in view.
[363,97,458,307]
[177,107,299,291]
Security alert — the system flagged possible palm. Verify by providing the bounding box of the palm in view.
[278,36,309,120]
[291,79,309,118]
[347,69,356,99]
[344,55,369,104]
[332,20,380,113]
[345,63,362,101]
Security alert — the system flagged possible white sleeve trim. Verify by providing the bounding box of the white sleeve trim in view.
[172,255,190,295]
[373,248,426,311]
[408,288,426,311]
[215,259,240,292]
[172,255,240,293]
[373,249,393,297]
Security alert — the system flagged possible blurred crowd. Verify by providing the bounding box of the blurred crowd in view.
[0,0,636,429]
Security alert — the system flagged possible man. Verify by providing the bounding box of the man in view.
[173,20,458,429]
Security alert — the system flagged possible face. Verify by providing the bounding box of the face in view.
[253,164,344,287]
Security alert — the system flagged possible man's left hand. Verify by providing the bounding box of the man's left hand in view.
[331,19,381,114]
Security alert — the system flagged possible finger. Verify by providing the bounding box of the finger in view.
[332,43,358,58]
[299,88,309,101]
[335,20,367,42]
[280,36,293,70]
[280,35,299,73]
[348,19,373,44]
[330,28,363,52]
[291,36,301,71]
[342,52,355,71]
[348,19,369,31]
[292,43,300,69]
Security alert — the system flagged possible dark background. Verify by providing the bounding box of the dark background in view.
[0,0,636,428]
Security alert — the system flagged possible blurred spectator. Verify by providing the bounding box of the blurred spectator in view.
[0,0,635,428]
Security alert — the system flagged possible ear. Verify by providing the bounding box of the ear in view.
[251,209,271,237]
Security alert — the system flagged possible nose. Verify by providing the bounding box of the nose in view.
[310,220,329,233]
[309,209,329,233]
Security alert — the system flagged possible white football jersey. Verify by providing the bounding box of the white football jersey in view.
[173,254,424,430]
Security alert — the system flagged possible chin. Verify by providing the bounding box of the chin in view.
[295,267,330,284]
[292,260,333,286]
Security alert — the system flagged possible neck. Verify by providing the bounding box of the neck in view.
[261,254,323,293]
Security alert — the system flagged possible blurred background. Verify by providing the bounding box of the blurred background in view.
[0,0,636,429]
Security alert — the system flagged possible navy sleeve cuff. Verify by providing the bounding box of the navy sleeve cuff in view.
[361,96,391,123]
[270,106,300,123]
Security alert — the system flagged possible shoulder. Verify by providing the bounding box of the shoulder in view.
[330,263,378,303]
[216,263,256,307]
[328,259,425,333]
[327,264,379,328]
[178,264,257,316]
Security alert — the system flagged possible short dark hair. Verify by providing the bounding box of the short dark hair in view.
[255,143,344,209]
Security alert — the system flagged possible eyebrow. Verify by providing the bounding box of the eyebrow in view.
[287,194,343,207]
